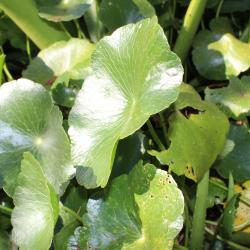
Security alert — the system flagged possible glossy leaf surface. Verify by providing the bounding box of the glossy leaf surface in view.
[71,163,184,249]
[11,152,59,250]
[34,0,92,22]
[205,76,250,119]
[69,18,183,188]
[192,18,250,80]
[215,125,250,182]
[150,84,229,181]
[23,38,94,86]
[0,79,74,196]
[99,0,155,31]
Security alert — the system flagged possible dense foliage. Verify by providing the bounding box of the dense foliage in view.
[0,0,250,249]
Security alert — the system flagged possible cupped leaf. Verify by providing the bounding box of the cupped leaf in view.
[150,84,229,181]
[0,79,74,196]
[11,152,59,250]
[205,76,250,119]
[69,18,183,189]
[69,163,184,249]
[99,0,155,31]
[192,17,250,80]
[34,0,92,22]
[23,38,94,86]
[215,125,250,182]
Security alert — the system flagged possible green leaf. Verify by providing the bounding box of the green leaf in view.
[215,125,250,182]
[205,76,250,119]
[221,0,250,13]
[23,38,94,86]
[0,230,11,250]
[192,17,250,80]
[150,84,229,181]
[11,152,59,250]
[34,0,92,22]
[54,220,80,250]
[71,163,184,249]
[0,79,74,196]
[69,18,183,189]
[99,0,155,31]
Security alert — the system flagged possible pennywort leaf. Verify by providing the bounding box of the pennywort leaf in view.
[11,152,59,250]
[69,163,184,249]
[0,79,74,196]
[68,18,183,189]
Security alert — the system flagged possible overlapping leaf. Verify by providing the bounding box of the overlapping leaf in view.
[150,84,229,181]
[23,38,94,85]
[99,0,155,31]
[192,17,250,80]
[68,163,184,250]
[11,152,59,250]
[215,125,250,182]
[34,0,92,22]
[0,79,74,196]
[205,76,250,119]
[68,18,183,189]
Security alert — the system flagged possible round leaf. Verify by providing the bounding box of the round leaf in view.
[215,125,250,182]
[23,38,94,86]
[70,163,184,249]
[192,17,250,80]
[205,76,250,119]
[0,79,74,196]
[11,152,59,250]
[69,18,183,189]
[34,0,92,22]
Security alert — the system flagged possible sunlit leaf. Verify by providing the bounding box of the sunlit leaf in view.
[99,0,155,31]
[69,163,184,249]
[23,38,94,86]
[0,79,74,196]
[69,18,183,189]
[11,152,59,250]
[215,125,250,182]
[192,17,250,80]
[34,0,92,22]
[150,84,229,181]
[205,76,250,119]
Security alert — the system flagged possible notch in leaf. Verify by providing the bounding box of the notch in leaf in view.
[69,17,183,189]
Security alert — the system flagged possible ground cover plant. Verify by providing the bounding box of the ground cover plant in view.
[0,0,250,249]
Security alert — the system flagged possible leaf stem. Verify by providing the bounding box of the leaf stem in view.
[205,227,250,250]
[3,63,13,81]
[60,205,83,224]
[73,19,86,38]
[26,36,32,63]
[190,170,209,250]
[159,112,169,146]
[146,120,165,151]
[215,0,224,18]
[173,0,208,62]
[0,205,12,216]
[59,23,72,39]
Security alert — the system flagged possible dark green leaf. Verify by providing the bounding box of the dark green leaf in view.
[0,79,74,196]
[12,152,59,250]
[34,0,92,22]
[99,0,155,31]
[71,163,184,249]
[69,18,183,189]
[0,230,11,250]
[215,125,250,182]
[192,18,250,80]
[205,76,250,119]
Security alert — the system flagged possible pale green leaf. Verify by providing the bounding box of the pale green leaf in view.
[34,0,92,22]
[23,38,94,86]
[99,0,155,31]
[11,152,59,250]
[215,125,250,182]
[205,76,250,119]
[70,163,184,249]
[192,17,250,80]
[69,18,183,188]
[0,79,74,196]
[150,84,229,181]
